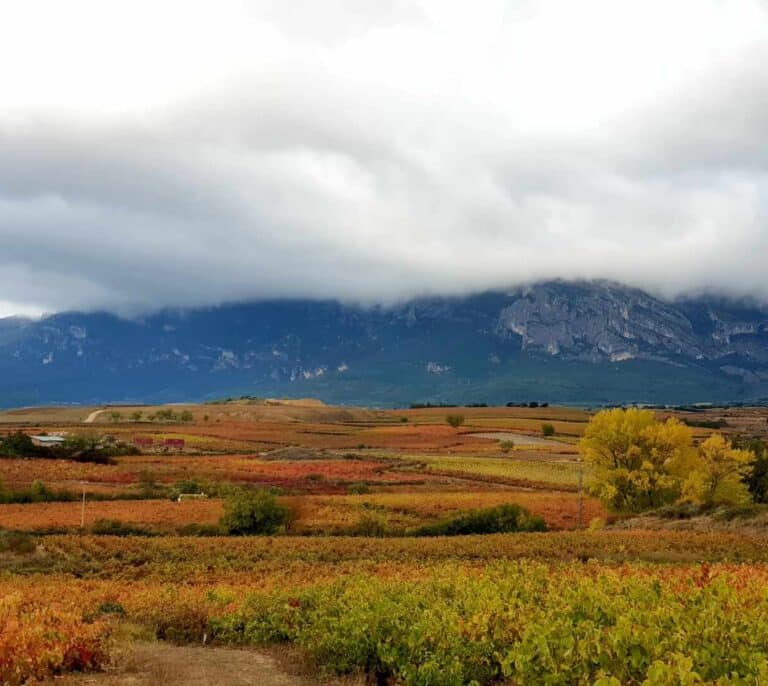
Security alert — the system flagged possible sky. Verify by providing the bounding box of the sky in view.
[1,0,767,318]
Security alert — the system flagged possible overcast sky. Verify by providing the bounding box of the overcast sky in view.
[1,0,767,317]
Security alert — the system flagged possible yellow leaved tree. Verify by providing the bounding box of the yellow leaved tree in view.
[579,408,695,512]
[683,433,753,507]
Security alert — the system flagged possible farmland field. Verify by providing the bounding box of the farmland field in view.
[1,400,768,684]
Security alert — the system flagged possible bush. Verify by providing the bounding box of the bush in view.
[220,490,290,535]
[97,601,126,617]
[499,440,515,454]
[446,415,465,429]
[0,431,41,457]
[541,423,555,437]
[91,519,157,536]
[588,517,605,531]
[60,433,135,461]
[0,531,36,555]
[347,483,371,495]
[652,502,704,520]
[174,479,204,495]
[682,418,728,429]
[410,504,546,537]
[177,523,223,536]
[0,479,78,504]
[350,512,389,537]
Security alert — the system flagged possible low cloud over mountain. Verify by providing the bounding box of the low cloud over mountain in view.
[1,1,768,316]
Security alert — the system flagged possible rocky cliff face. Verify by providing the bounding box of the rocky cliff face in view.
[495,281,768,377]
[1,281,767,406]
[497,282,701,361]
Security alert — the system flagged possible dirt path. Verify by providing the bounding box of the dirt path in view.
[48,642,316,686]
[84,409,105,424]
[470,431,567,447]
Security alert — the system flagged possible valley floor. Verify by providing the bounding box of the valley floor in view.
[2,401,767,685]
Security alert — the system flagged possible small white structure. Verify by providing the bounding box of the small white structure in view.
[177,493,208,503]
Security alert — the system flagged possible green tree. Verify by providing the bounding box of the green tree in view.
[109,411,123,423]
[0,432,38,457]
[63,432,101,454]
[541,423,555,437]
[130,410,143,422]
[446,415,465,429]
[180,410,194,422]
[739,438,768,503]
[499,440,515,454]
[220,490,290,535]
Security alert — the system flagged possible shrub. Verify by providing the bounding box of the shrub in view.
[138,470,161,497]
[350,512,389,537]
[97,601,126,617]
[0,480,79,505]
[0,531,36,555]
[411,504,546,536]
[0,431,41,458]
[682,418,728,429]
[60,433,135,462]
[91,519,156,536]
[174,479,204,495]
[541,423,555,437]
[588,517,605,531]
[220,490,290,535]
[177,523,223,536]
[499,440,515,454]
[446,415,465,429]
[347,483,371,495]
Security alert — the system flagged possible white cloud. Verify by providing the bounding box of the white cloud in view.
[1,0,767,314]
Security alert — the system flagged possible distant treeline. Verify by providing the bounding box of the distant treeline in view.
[205,395,263,405]
[681,418,729,429]
[0,432,138,463]
[408,401,548,409]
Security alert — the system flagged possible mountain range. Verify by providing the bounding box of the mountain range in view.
[2,280,768,408]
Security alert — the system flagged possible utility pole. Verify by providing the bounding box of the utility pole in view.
[577,454,584,529]
[80,483,86,531]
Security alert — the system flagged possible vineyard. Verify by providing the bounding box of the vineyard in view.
[1,401,768,684]
[0,490,605,533]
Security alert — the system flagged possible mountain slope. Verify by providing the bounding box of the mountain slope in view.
[1,281,767,407]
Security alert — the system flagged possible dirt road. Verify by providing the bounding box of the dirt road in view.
[84,409,105,423]
[48,643,317,686]
[471,431,566,447]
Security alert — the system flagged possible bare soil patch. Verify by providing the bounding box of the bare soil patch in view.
[45,642,335,686]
